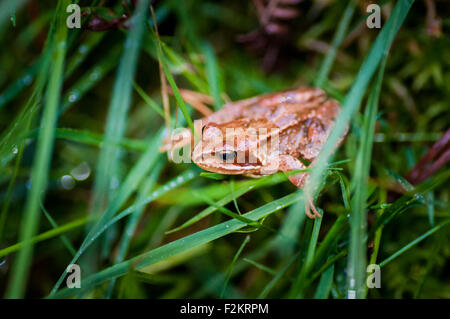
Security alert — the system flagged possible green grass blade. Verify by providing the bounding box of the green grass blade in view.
[258,253,298,299]
[221,235,250,298]
[303,0,414,206]
[49,191,301,298]
[347,58,387,299]
[133,82,165,117]
[90,0,150,222]
[5,0,69,297]
[313,263,335,299]
[0,216,90,258]
[40,201,76,256]
[106,159,165,297]
[314,0,356,88]
[379,219,450,267]
[49,130,165,295]
[202,41,223,110]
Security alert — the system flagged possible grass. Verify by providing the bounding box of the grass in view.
[0,0,449,299]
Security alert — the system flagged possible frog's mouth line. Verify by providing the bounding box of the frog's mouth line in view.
[194,162,262,175]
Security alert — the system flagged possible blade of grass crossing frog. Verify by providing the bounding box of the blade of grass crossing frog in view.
[49,192,301,298]
[165,175,286,234]
[303,0,413,218]
[314,0,356,88]
[347,58,386,298]
[49,129,164,295]
[106,159,165,297]
[6,0,70,298]
[221,235,250,298]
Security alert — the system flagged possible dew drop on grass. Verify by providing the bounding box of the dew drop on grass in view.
[61,175,76,190]
[110,177,119,190]
[90,68,101,81]
[68,92,80,103]
[78,45,88,54]
[12,145,18,154]
[22,74,32,85]
[71,162,91,181]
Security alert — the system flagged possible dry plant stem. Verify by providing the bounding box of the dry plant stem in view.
[168,88,214,117]
[151,5,171,130]
[424,0,442,37]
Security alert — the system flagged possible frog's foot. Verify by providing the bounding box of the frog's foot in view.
[305,197,322,219]
[278,155,321,219]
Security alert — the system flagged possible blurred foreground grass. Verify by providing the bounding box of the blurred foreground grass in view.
[0,0,449,298]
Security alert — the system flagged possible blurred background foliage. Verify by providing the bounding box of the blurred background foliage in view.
[0,0,449,298]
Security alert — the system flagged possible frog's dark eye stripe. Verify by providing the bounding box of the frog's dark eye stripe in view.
[216,151,237,162]
[201,125,207,135]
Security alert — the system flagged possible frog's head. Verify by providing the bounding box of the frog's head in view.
[192,120,280,175]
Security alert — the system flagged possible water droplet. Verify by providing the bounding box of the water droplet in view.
[71,162,91,181]
[12,145,18,154]
[61,175,75,190]
[78,45,88,54]
[110,177,119,190]
[90,68,101,81]
[169,181,176,188]
[22,75,32,85]
[68,92,80,103]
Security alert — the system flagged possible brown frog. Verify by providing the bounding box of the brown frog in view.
[160,87,346,218]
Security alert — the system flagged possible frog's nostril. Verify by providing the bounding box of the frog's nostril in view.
[217,151,237,162]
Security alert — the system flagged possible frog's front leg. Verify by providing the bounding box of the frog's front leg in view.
[278,155,322,219]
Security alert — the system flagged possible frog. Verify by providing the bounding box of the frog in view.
[160,87,346,218]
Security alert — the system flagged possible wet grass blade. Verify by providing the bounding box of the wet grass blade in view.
[106,159,165,297]
[202,41,223,110]
[314,0,356,88]
[49,130,165,295]
[379,219,450,267]
[303,0,414,205]
[221,235,250,298]
[40,201,76,256]
[49,191,301,298]
[90,0,149,226]
[6,0,69,297]
[347,58,386,298]
[0,216,90,258]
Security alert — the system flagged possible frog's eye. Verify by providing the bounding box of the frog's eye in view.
[216,150,237,162]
